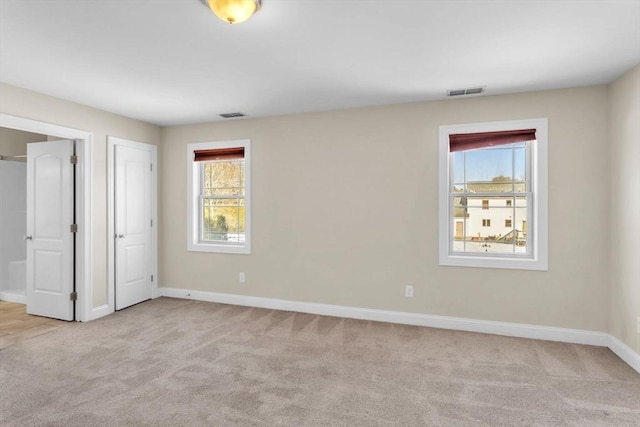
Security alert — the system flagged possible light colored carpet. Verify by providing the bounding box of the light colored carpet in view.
[1,297,638,426]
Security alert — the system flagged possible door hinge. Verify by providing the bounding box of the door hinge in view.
[151,219,153,227]
[70,224,78,233]
[150,163,153,172]
[151,274,154,283]
[70,155,78,164]
[70,292,78,301]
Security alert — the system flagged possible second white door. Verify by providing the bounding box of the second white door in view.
[115,143,153,310]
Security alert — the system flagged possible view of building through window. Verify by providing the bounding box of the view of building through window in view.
[200,159,246,243]
[451,142,530,254]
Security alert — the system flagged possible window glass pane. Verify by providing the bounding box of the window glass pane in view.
[452,219,465,240]
[202,160,245,196]
[452,151,464,186]
[451,199,524,255]
[514,147,526,184]
[240,161,246,193]
[452,196,469,219]
[465,147,513,184]
[467,181,513,193]
[454,238,515,255]
[513,182,525,193]
[462,196,492,210]
[514,196,528,254]
[201,198,245,242]
[461,206,487,240]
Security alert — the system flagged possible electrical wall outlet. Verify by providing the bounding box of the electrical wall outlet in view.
[239,272,246,283]
[405,285,414,298]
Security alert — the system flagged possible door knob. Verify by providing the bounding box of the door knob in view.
[23,235,32,240]
[116,234,125,239]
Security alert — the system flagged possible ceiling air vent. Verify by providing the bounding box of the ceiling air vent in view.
[219,112,246,118]
[447,87,485,97]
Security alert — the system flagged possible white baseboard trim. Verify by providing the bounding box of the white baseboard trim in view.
[0,292,26,304]
[90,304,112,321]
[608,334,640,373]
[159,287,640,373]
[159,287,611,346]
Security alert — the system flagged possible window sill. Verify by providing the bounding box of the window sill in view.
[439,253,547,271]
[188,242,251,255]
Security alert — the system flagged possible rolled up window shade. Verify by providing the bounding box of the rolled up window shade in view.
[194,147,244,161]
[449,129,536,153]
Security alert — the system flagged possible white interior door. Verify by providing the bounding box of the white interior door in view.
[26,140,75,321]
[115,144,152,310]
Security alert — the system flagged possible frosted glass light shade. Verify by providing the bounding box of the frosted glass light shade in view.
[206,0,261,24]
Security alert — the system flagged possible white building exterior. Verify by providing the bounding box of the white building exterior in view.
[453,196,527,245]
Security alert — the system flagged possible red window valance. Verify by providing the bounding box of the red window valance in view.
[194,147,245,162]
[449,129,536,153]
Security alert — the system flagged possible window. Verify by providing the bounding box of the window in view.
[439,119,548,270]
[187,139,251,254]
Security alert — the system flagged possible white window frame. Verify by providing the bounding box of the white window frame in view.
[438,118,548,270]
[187,139,251,254]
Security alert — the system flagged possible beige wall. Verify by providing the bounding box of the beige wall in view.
[2,76,633,342]
[0,127,46,157]
[609,65,640,354]
[161,85,610,332]
[0,83,161,308]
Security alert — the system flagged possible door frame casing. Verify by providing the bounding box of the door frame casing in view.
[107,136,158,313]
[0,113,93,322]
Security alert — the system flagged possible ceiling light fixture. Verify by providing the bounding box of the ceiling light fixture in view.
[200,0,261,24]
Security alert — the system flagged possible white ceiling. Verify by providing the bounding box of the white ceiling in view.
[1,0,639,126]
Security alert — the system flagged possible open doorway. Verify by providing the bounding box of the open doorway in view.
[0,127,45,303]
[0,114,93,322]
